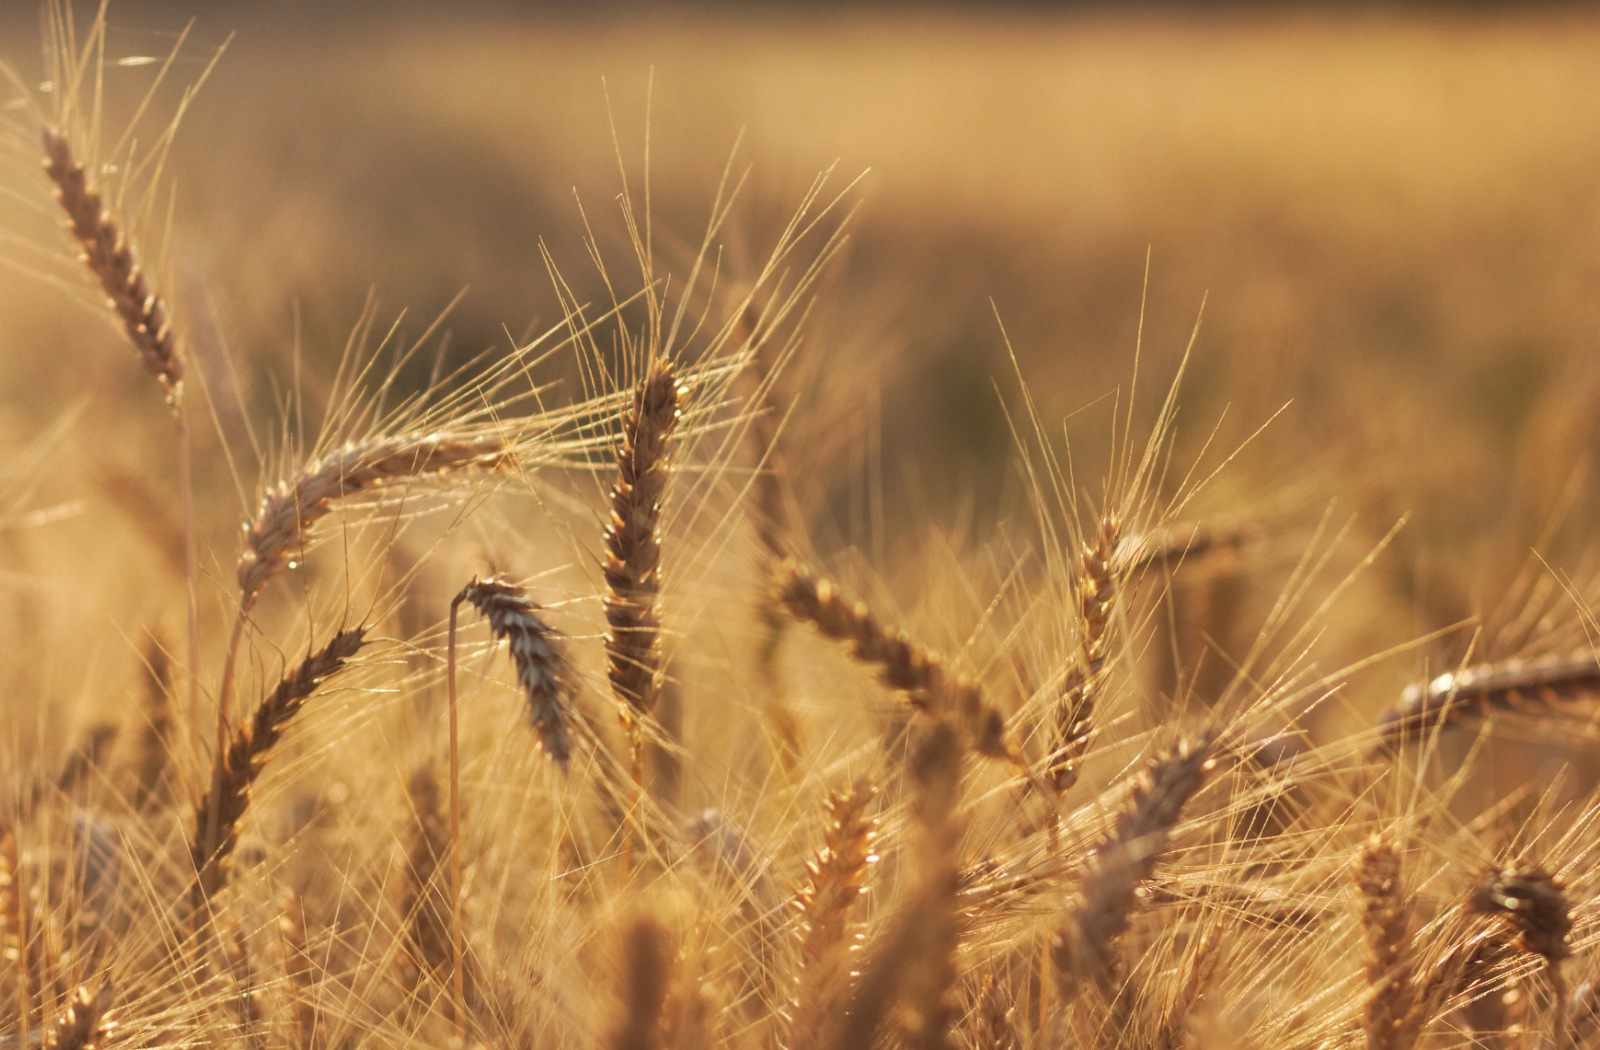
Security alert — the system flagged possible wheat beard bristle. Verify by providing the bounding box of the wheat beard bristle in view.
[41,127,183,401]
[604,361,683,757]
[456,576,574,768]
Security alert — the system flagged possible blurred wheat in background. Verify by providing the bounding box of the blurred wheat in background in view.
[3,1,1600,1047]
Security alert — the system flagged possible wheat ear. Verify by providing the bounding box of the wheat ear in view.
[788,781,879,1040]
[604,360,684,775]
[41,128,182,398]
[1468,866,1573,1049]
[777,560,1012,760]
[1356,834,1416,1050]
[453,576,575,767]
[1046,516,1120,793]
[1380,652,1600,750]
[1051,733,1216,1003]
[191,626,366,914]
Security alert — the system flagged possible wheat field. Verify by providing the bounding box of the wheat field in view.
[3,3,1600,1048]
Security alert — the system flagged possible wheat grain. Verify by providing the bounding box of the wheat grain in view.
[1045,515,1120,794]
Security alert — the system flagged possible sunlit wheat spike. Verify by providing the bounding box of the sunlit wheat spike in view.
[1051,732,1216,1002]
[776,560,1012,760]
[604,359,684,755]
[1379,652,1600,750]
[1356,834,1417,1050]
[789,781,879,1041]
[1045,515,1121,794]
[41,127,183,403]
[191,626,367,909]
[238,433,513,606]
[456,576,574,768]
[610,915,673,1050]
[44,983,113,1050]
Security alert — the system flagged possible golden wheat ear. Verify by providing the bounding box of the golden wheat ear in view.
[1051,732,1216,1006]
[41,127,183,402]
[776,560,1013,760]
[192,625,367,916]
[604,359,685,780]
[1468,866,1573,1045]
[1356,834,1417,1050]
[1379,652,1600,752]
[788,781,879,1042]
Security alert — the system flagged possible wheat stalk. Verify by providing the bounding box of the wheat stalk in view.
[610,916,673,1050]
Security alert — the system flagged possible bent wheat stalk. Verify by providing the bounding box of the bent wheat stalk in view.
[208,432,513,884]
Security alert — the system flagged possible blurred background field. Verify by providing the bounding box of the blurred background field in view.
[4,3,1600,708]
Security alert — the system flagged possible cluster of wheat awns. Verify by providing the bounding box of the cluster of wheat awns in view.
[11,25,1600,1050]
